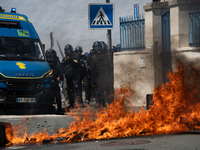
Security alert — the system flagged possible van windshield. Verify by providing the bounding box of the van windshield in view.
[0,37,45,61]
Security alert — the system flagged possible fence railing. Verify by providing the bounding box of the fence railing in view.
[162,9,170,51]
[189,7,200,47]
[119,15,145,51]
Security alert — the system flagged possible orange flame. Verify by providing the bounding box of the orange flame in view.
[5,62,200,146]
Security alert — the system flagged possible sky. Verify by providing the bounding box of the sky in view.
[0,0,151,59]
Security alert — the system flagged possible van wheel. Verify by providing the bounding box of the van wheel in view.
[4,122,13,144]
[0,122,6,147]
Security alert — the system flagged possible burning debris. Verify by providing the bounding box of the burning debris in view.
[3,62,200,147]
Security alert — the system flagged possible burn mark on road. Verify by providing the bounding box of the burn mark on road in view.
[100,140,151,146]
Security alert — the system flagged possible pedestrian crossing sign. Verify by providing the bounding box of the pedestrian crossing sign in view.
[88,3,114,29]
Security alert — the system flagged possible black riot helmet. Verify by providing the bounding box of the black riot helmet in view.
[46,48,53,55]
[112,45,117,52]
[45,48,57,68]
[75,46,83,54]
[64,44,73,56]
[92,41,102,51]
[116,44,121,52]
[45,48,57,58]
[100,41,107,51]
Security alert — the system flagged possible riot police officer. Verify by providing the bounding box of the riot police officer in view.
[89,41,114,107]
[46,48,63,111]
[62,44,84,108]
[88,41,101,105]
[75,47,91,104]
[74,46,87,105]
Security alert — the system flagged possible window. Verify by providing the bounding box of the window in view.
[0,21,20,29]
[0,37,45,61]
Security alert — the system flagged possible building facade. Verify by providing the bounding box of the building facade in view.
[114,0,200,109]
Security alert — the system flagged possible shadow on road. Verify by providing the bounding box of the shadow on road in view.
[0,108,66,116]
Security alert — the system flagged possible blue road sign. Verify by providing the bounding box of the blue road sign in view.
[88,3,114,29]
[134,3,138,19]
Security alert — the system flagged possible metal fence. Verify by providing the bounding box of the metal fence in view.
[162,8,170,51]
[189,7,200,47]
[119,15,145,51]
[161,9,172,84]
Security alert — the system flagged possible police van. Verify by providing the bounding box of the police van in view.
[0,7,55,112]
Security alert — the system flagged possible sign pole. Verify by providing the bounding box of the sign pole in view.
[106,0,114,102]
[106,0,112,63]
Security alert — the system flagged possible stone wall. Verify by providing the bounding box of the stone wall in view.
[113,50,154,108]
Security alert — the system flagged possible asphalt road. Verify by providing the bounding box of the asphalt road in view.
[0,114,200,150]
[1,131,200,150]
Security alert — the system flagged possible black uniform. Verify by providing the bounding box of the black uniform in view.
[46,49,63,111]
[77,54,89,103]
[62,45,85,108]
[88,41,114,107]
[74,46,87,106]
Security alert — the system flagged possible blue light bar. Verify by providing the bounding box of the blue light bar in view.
[11,8,16,13]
